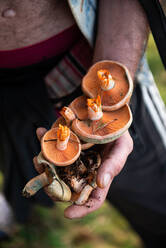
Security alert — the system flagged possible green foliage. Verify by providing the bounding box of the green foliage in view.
[146,35,166,103]
[0,202,143,248]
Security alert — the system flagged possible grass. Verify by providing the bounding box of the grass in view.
[0,202,143,248]
[146,35,166,103]
[0,34,165,248]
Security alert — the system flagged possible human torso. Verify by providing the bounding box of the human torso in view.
[0,0,75,50]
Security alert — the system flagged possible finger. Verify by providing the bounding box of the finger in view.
[36,127,47,141]
[64,183,110,219]
[33,156,45,174]
[97,131,133,188]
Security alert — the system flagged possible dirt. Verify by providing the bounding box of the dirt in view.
[56,150,101,193]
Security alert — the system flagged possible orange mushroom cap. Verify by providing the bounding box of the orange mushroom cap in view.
[82,60,133,111]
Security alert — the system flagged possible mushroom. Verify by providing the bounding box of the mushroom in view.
[23,125,81,201]
[41,125,81,166]
[23,150,101,204]
[23,60,133,206]
[23,152,72,202]
[82,60,133,111]
[51,109,94,150]
[70,95,132,144]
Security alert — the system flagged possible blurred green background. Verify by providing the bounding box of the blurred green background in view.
[0,34,166,248]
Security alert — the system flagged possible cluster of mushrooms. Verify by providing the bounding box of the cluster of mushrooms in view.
[23,60,133,205]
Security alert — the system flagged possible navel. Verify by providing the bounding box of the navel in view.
[2,8,16,18]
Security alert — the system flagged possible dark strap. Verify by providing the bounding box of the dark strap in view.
[139,0,166,69]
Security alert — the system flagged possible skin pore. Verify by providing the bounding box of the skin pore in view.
[0,0,75,50]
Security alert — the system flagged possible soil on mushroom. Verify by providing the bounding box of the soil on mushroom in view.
[56,150,100,192]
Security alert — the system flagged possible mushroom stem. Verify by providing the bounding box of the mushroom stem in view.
[23,172,49,198]
[75,184,94,205]
[81,142,94,150]
[47,178,71,202]
[97,69,115,91]
[87,95,103,121]
[57,138,69,151]
[56,125,70,151]
[88,107,103,121]
[70,177,87,193]
[60,107,75,127]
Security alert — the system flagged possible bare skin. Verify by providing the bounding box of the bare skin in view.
[0,0,75,50]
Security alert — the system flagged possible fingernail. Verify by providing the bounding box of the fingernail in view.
[101,173,111,188]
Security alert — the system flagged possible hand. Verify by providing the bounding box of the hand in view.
[35,128,133,219]
[64,131,133,219]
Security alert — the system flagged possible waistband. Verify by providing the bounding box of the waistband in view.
[0,25,81,68]
[0,55,64,84]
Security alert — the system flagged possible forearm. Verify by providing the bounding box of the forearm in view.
[93,0,149,79]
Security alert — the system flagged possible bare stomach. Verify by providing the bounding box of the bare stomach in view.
[0,0,75,50]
